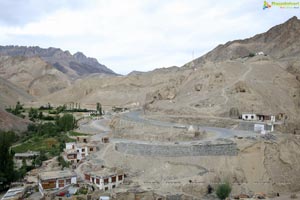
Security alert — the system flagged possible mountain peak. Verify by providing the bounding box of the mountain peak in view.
[186,16,300,66]
[0,45,117,77]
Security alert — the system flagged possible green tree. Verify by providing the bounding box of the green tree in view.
[29,107,38,121]
[216,182,232,200]
[56,114,76,132]
[0,131,16,191]
[96,102,102,116]
[57,156,70,169]
[38,111,43,119]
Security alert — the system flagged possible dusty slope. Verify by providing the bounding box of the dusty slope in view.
[185,16,300,66]
[89,135,300,198]
[147,56,300,120]
[0,55,70,97]
[0,109,30,133]
[0,76,35,107]
[41,66,188,106]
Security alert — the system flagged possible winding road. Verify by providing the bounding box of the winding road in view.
[77,109,259,146]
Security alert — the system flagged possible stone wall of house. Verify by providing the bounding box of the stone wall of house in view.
[115,142,238,157]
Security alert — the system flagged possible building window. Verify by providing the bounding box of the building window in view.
[118,175,123,181]
[66,179,71,185]
[96,178,100,184]
[90,148,94,152]
[112,185,116,188]
[85,174,90,181]
[245,115,248,119]
[105,187,108,191]
[82,148,85,152]
[58,179,64,188]
[251,115,254,119]
[83,139,87,143]
[104,178,109,185]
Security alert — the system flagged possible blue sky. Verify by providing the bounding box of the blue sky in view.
[0,0,299,74]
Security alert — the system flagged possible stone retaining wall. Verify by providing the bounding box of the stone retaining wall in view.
[115,142,238,157]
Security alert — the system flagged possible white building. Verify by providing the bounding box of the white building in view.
[38,170,77,196]
[84,168,124,191]
[65,142,97,164]
[242,113,276,122]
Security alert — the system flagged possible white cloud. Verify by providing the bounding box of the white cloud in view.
[0,0,299,74]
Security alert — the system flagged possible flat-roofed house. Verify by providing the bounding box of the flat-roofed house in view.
[14,151,40,168]
[38,170,77,196]
[84,168,124,191]
[64,142,97,164]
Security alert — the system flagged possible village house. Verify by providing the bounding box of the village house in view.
[13,151,40,168]
[76,136,90,143]
[64,142,97,164]
[38,170,77,196]
[241,113,276,122]
[84,168,124,191]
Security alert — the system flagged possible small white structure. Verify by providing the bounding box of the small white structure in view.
[255,51,264,56]
[99,197,110,200]
[38,170,77,196]
[242,113,257,121]
[84,168,124,191]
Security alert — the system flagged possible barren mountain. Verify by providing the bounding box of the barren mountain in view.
[0,55,70,97]
[0,46,116,79]
[0,76,35,108]
[42,17,300,132]
[186,16,300,66]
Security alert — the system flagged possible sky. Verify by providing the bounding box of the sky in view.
[0,0,299,75]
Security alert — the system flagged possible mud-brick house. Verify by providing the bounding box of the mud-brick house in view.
[84,168,124,191]
[14,151,40,168]
[38,170,77,196]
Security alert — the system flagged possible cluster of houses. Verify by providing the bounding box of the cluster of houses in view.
[3,132,124,200]
[35,134,125,198]
[37,167,125,198]
[63,136,97,165]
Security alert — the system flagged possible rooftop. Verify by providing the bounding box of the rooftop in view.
[87,167,124,178]
[39,170,76,181]
[14,151,40,157]
[2,187,25,200]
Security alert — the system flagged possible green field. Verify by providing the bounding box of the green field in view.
[12,134,75,156]
[69,131,89,136]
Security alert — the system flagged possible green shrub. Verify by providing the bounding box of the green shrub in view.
[216,182,231,200]
[248,53,255,57]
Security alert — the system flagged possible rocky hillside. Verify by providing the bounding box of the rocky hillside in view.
[0,46,116,79]
[186,16,300,66]
[0,56,70,97]
[0,109,30,133]
[0,76,35,107]
[42,17,300,132]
